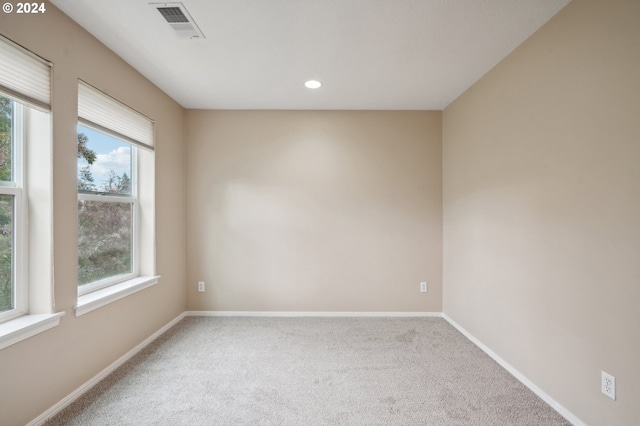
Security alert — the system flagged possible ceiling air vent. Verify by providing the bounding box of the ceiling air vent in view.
[150,2,205,39]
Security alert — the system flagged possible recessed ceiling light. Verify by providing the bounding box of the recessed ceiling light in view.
[304,80,322,89]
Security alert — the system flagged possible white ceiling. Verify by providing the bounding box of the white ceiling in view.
[50,0,569,110]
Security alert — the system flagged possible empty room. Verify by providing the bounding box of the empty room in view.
[0,0,638,425]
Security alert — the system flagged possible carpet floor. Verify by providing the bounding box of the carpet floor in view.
[46,316,570,425]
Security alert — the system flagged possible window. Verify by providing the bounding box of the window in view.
[75,81,156,315]
[77,125,137,294]
[0,35,60,349]
[0,95,24,322]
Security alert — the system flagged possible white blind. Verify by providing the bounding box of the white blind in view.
[0,35,51,110]
[78,81,154,150]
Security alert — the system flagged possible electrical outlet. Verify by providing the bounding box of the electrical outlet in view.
[198,281,205,292]
[601,371,615,400]
[420,282,427,293]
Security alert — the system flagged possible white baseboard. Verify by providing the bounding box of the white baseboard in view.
[185,310,443,317]
[27,312,187,426]
[441,313,586,426]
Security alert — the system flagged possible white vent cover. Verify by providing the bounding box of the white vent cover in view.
[150,2,205,39]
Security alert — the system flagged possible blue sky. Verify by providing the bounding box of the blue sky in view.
[77,124,131,191]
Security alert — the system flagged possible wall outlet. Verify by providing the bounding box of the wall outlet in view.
[198,281,205,292]
[420,282,427,293]
[601,371,616,400]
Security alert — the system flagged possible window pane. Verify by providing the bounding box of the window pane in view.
[78,200,132,286]
[77,124,132,196]
[0,96,12,182]
[0,194,14,313]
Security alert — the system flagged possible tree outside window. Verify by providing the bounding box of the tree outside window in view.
[0,96,14,313]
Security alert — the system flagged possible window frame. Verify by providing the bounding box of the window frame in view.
[0,100,26,323]
[74,79,157,317]
[76,126,140,296]
[0,35,62,349]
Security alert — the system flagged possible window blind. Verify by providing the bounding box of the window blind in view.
[0,35,51,110]
[78,81,154,150]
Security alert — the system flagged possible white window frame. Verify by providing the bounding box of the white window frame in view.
[74,80,157,316]
[0,35,62,350]
[77,132,139,296]
[0,101,26,323]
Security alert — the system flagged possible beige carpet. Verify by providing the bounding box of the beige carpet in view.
[46,317,570,425]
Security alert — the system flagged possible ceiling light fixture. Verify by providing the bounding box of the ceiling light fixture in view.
[304,80,322,89]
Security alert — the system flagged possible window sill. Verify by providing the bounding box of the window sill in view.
[75,275,160,317]
[0,312,65,351]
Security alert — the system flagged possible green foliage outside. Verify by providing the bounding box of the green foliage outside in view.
[0,96,11,181]
[0,96,13,312]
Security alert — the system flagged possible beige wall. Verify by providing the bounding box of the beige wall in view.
[443,0,640,424]
[0,2,187,425]
[186,110,442,312]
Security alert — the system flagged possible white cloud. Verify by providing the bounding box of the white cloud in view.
[88,146,131,190]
